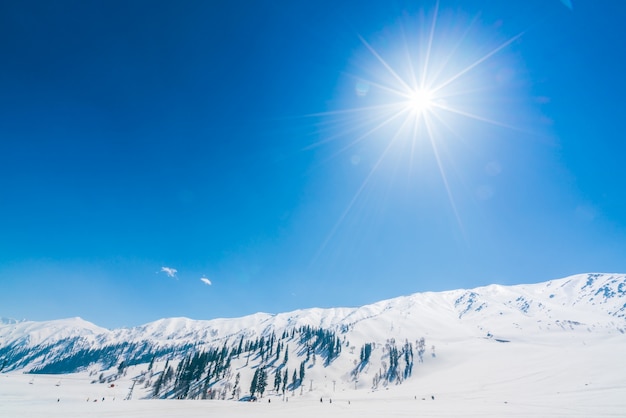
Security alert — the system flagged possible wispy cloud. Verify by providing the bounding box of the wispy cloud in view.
[200,277,212,286]
[160,266,178,279]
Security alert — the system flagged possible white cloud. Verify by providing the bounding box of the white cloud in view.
[200,277,212,286]
[160,267,178,279]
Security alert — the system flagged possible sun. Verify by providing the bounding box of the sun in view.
[309,4,525,257]
[407,88,434,114]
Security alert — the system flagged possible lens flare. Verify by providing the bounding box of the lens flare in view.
[407,88,433,114]
[309,3,526,259]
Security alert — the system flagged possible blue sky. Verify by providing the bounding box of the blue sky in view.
[1,0,625,329]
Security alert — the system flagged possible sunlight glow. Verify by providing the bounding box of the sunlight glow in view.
[310,3,525,260]
[407,88,434,114]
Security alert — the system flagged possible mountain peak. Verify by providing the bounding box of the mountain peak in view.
[0,317,23,325]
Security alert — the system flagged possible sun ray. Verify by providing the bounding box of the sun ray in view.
[307,7,530,259]
[424,14,481,90]
[407,107,424,176]
[313,112,414,263]
[400,24,420,94]
[304,101,406,118]
[423,113,467,240]
[360,79,416,100]
[430,31,525,95]
[358,35,414,93]
[420,0,440,91]
[432,101,533,133]
[302,102,411,150]
[319,106,412,164]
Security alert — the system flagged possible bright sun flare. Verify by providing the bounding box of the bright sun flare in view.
[407,88,434,113]
[311,3,524,258]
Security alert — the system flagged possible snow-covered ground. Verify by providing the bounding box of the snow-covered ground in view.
[3,333,624,417]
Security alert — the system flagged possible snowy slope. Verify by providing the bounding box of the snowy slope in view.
[1,273,625,374]
[1,273,626,416]
[0,317,109,348]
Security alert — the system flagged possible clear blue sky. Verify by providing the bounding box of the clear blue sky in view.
[1,0,625,329]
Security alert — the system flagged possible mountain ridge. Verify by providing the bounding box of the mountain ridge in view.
[1,272,624,389]
[2,273,625,349]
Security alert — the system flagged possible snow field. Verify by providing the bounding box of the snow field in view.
[2,334,625,417]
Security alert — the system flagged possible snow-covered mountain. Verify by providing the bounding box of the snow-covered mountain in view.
[1,273,625,399]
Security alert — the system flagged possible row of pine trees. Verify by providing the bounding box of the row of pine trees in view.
[150,325,346,400]
[78,326,428,400]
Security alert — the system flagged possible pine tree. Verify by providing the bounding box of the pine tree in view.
[274,369,282,392]
[236,336,244,358]
[250,368,259,397]
[152,372,164,397]
[282,368,288,393]
[275,342,281,362]
[117,360,126,376]
[259,336,266,361]
[163,364,173,384]
[257,367,267,397]
[360,343,372,364]
[299,361,306,383]
[232,372,240,398]
[292,369,298,388]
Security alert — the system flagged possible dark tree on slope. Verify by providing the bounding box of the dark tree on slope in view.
[274,369,282,392]
[282,368,288,394]
[250,367,268,397]
[275,341,281,362]
[151,359,170,398]
[257,367,268,397]
[403,340,414,379]
[417,337,426,363]
[292,369,298,389]
[387,345,400,382]
[299,361,306,383]
[232,372,240,398]
[163,364,174,384]
[250,368,259,397]
[360,343,373,364]
[258,336,266,361]
[152,373,163,397]
[236,336,244,358]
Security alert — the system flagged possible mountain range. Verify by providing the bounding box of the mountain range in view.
[1,272,624,400]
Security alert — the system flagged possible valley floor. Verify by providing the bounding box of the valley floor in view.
[2,333,625,417]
